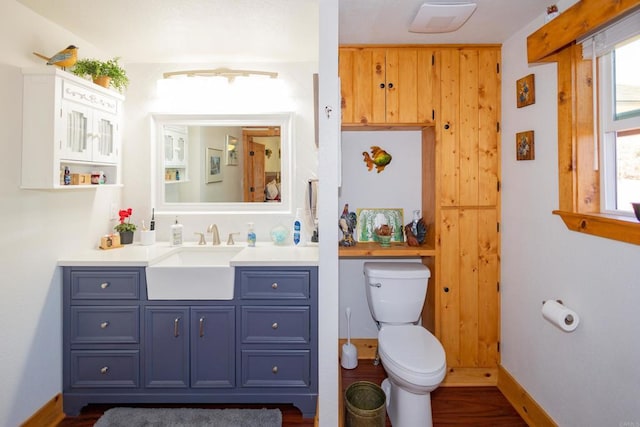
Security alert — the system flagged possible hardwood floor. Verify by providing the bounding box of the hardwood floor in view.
[57,360,526,426]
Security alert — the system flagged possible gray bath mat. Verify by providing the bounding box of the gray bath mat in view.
[94,407,282,427]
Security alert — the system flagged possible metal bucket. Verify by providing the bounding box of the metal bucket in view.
[344,381,387,427]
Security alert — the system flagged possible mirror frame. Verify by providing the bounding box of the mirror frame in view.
[150,112,294,214]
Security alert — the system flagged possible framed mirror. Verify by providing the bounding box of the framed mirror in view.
[151,113,293,214]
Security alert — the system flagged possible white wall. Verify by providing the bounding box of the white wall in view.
[338,131,423,338]
[501,3,640,425]
[121,62,318,243]
[0,2,119,426]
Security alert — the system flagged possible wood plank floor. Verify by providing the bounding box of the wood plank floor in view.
[57,360,526,426]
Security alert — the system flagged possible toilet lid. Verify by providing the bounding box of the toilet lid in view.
[378,325,445,374]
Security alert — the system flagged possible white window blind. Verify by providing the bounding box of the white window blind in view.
[580,8,640,59]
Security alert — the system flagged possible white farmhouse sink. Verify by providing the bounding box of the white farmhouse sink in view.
[145,246,243,300]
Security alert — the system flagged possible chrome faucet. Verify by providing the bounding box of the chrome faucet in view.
[207,224,221,245]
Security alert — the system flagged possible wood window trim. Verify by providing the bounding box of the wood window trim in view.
[527,0,640,246]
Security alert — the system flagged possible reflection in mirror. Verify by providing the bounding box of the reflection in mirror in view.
[152,113,292,214]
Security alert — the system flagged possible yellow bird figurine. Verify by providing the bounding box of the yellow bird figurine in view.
[33,45,78,69]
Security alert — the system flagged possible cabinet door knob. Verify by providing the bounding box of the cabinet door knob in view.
[444,287,450,293]
[388,82,394,89]
[271,283,278,290]
[100,282,109,289]
[272,366,279,374]
[271,322,279,330]
[444,122,451,130]
[100,366,109,374]
[379,83,385,89]
[100,321,109,329]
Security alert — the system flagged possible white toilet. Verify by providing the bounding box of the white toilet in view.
[363,262,446,427]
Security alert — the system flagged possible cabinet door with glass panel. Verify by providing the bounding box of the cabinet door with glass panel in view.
[59,99,119,164]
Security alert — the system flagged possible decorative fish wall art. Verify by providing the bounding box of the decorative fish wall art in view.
[362,146,392,173]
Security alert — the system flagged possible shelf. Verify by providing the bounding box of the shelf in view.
[338,242,435,258]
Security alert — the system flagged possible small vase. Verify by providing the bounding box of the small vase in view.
[119,231,134,245]
[377,235,392,247]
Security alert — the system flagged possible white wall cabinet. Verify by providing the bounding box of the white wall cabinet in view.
[163,125,188,182]
[21,68,124,189]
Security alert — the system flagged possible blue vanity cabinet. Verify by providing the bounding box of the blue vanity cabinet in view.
[62,265,317,419]
[236,266,318,418]
[144,306,235,389]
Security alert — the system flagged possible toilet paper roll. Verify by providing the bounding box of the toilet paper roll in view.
[542,300,579,332]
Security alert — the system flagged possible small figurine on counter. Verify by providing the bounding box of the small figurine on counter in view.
[339,203,357,247]
[405,210,427,247]
[63,166,71,185]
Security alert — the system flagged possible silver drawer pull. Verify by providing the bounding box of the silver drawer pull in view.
[199,317,205,337]
[272,366,278,374]
[100,366,109,374]
[100,321,110,329]
[271,283,278,290]
[100,282,110,289]
[174,317,181,337]
[271,322,278,330]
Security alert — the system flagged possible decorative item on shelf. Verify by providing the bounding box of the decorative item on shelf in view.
[405,209,427,246]
[632,203,640,222]
[374,224,393,248]
[99,233,121,250]
[32,45,78,70]
[545,4,559,23]
[270,224,289,245]
[114,208,136,244]
[71,57,129,92]
[516,74,535,108]
[339,203,357,247]
[362,146,392,173]
[516,130,535,161]
[356,208,404,243]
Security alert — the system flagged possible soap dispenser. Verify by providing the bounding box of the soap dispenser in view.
[170,217,183,246]
[247,222,256,247]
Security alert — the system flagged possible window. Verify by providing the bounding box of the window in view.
[600,36,640,216]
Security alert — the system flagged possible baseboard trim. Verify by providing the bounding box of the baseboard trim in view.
[20,393,65,427]
[497,365,557,427]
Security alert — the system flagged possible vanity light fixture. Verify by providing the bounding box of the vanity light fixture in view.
[163,67,278,83]
[409,2,477,33]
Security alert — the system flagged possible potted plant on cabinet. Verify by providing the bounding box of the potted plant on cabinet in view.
[71,57,129,92]
[114,208,136,244]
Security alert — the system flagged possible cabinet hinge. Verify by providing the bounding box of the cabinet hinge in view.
[432,110,435,120]
[497,63,500,74]
[497,282,500,292]
[59,108,62,118]
[249,187,255,192]
[497,122,500,133]
[497,222,500,232]
[497,341,501,352]
[497,180,501,192]
[432,54,435,66]
[249,150,255,156]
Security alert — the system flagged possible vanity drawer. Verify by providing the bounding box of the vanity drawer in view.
[70,270,140,300]
[70,350,139,388]
[238,270,310,300]
[241,306,309,344]
[70,306,139,344]
[241,350,310,387]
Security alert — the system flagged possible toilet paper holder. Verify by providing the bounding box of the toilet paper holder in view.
[542,299,575,326]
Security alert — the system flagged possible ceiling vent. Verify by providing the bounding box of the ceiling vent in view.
[409,2,477,33]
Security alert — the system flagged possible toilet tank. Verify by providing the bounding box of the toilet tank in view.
[363,262,431,324]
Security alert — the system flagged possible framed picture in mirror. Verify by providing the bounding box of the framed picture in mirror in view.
[226,135,239,166]
[206,148,223,183]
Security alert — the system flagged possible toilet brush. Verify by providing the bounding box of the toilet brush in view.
[341,307,358,369]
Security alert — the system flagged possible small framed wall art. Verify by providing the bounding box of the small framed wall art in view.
[516,130,535,161]
[516,74,535,108]
[225,135,238,166]
[205,148,223,183]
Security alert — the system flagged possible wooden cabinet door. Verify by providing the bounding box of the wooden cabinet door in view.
[339,47,436,125]
[438,207,500,369]
[438,48,500,207]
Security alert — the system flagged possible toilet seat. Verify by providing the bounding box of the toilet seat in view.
[378,325,446,386]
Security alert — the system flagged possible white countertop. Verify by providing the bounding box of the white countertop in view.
[57,241,319,267]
